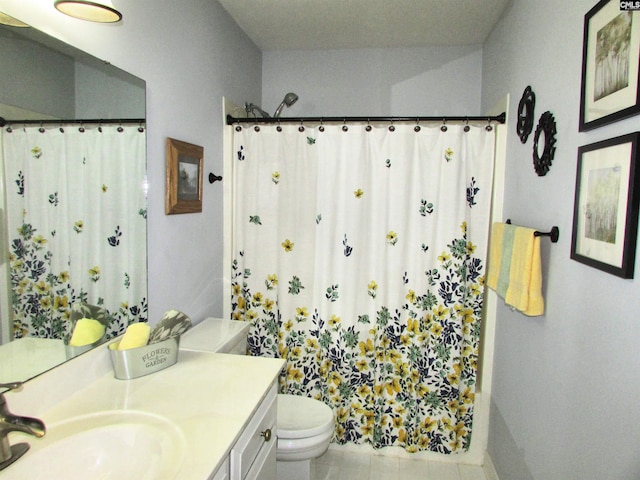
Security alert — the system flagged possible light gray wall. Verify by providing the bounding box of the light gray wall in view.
[0,30,75,117]
[0,0,262,322]
[482,1,640,479]
[0,25,144,120]
[75,61,145,119]
[262,45,483,117]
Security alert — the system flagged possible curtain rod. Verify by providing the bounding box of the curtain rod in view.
[226,112,506,125]
[0,117,145,127]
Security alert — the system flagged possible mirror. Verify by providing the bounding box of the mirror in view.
[0,15,147,384]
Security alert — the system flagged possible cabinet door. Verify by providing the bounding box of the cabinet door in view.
[230,382,277,479]
[211,457,230,480]
[244,435,276,480]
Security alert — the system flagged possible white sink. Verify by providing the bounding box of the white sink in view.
[6,410,185,479]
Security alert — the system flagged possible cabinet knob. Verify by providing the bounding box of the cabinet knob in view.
[261,428,272,442]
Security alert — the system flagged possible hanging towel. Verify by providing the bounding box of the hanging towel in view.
[487,222,544,316]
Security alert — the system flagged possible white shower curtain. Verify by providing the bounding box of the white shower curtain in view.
[2,124,147,340]
[230,122,495,453]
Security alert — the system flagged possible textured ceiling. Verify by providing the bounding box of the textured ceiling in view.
[217,0,511,51]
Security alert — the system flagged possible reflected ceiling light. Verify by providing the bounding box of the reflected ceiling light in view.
[0,12,30,27]
[54,0,122,23]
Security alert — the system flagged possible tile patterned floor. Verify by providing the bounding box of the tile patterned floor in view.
[311,449,488,480]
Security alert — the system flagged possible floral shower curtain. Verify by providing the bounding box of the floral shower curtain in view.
[230,122,495,453]
[2,124,147,340]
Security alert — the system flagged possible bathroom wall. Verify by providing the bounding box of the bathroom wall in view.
[482,1,640,479]
[0,30,75,117]
[0,0,262,322]
[3,2,639,477]
[262,45,483,117]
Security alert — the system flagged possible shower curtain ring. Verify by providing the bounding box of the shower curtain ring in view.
[319,118,325,132]
[59,122,64,133]
[117,121,123,133]
[138,121,145,133]
[342,118,348,132]
[464,117,470,132]
[299,119,305,132]
[79,122,85,133]
[414,118,421,132]
[441,119,447,132]
[485,117,493,132]
[365,118,372,132]
[98,121,103,133]
[276,119,282,132]
[388,118,395,132]
[38,122,45,133]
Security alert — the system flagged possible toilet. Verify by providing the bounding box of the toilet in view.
[180,318,334,480]
[276,393,334,480]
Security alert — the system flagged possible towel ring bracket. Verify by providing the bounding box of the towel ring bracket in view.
[506,219,559,243]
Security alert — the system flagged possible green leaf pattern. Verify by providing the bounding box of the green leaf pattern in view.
[230,124,495,454]
[5,126,147,340]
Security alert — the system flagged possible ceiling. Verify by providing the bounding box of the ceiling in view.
[217,0,512,51]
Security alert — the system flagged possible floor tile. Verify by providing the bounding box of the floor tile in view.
[426,461,462,480]
[459,463,487,480]
[400,458,430,479]
[310,449,488,480]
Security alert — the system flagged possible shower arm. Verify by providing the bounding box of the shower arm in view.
[245,103,271,118]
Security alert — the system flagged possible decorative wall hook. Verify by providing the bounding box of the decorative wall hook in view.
[209,173,223,183]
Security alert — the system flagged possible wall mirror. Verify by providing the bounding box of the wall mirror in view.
[0,14,147,384]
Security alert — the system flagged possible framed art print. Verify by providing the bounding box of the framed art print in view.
[570,132,640,278]
[579,0,640,131]
[165,137,203,214]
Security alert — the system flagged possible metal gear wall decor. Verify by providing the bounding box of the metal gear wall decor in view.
[516,85,535,143]
[532,111,557,176]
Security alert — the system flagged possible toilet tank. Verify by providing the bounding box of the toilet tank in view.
[180,317,250,354]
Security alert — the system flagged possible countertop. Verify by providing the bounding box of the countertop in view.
[2,350,284,479]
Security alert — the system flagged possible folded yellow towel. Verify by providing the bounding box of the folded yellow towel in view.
[487,222,544,316]
[69,318,106,346]
[117,322,151,350]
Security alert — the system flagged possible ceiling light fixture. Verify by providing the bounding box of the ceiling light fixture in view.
[54,0,122,23]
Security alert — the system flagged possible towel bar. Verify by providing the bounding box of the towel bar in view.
[506,219,559,243]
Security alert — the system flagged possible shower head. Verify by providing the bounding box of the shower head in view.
[273,92,299,118]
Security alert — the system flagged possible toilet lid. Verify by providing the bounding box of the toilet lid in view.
[277,394,334,439]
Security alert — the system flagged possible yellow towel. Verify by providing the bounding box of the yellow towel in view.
[487,222,544,316]
[117,322,151,350]
[69,318,106,346]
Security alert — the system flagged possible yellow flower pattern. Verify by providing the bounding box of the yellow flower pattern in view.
[231,125,493,454]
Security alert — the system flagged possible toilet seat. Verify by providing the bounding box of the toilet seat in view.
[277,394,333,439]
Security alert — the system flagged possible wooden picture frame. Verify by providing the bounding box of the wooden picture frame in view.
[579,0,640,131]
[570,132,640,278]
[165,137,203,214]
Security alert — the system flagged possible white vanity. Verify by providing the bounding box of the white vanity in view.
[0,319,283,479]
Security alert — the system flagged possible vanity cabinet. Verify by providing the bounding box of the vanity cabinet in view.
[211,381,277,480]
[211,458,230,480]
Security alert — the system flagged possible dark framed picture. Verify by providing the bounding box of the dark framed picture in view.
[579,0,640,131]
[165,137,203,214]
[571,132,640,278]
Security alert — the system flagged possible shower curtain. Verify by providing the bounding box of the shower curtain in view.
[2,124,147,340]
[230,122,495,453]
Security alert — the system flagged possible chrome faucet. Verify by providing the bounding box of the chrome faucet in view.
[0,382,46,471]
